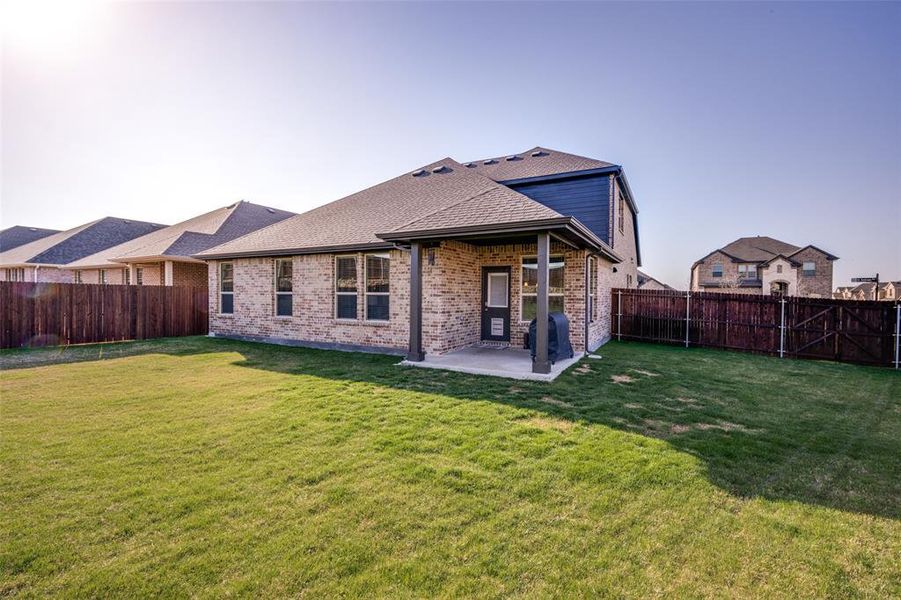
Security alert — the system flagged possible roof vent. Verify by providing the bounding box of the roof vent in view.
[531,150,548,157]
[227,203,238,209]
[505,155,520,161]
[28,227,37,231]
[123,220,131,224]
[411,169,426,177]
[431,165,448,174]
[266,208,276,214]
[465,162,476,168]
[483,159,497,165]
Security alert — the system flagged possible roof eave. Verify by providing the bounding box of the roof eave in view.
[194,242,396,261]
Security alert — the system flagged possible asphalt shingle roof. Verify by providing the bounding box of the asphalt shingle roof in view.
[719,236,802,262]
[0,226,61,253]
[0,218,166,267]
[463,147,616,182]
[197,159,567,258]
[66,201,295,268]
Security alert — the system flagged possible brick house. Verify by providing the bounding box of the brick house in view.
[637,270,674,291]
[63,201,294,286]
[197,147,642,374]
[0,226,61,253]
[690,236,838,297]
[0,217,167,283]
[834,281,901,301]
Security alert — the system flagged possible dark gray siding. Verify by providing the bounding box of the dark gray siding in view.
[508,174,611,244]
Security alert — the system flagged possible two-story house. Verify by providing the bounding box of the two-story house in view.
[690,236,838,297]
[195,147,642,375]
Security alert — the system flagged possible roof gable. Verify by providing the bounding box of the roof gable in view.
[0,226,61,253]
[66,201,295,268]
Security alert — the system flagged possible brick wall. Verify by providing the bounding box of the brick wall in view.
[790,247,834,297]
[611,176,640,290]
[208,241,619,356]
[173,262,208,288]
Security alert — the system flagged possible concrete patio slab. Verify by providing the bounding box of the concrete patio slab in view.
[400,345,584,382]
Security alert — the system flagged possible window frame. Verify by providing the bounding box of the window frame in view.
[74,270,83,284]
[334,255,359,320]
[712,263,724,278]
[520,254,565,323]
[219,262,234,315]
[486,272,509,308]
[274,258,293,317]
[802,261,816,276]
[364,252,390,322]
[124,268,131,285]
[136,267,144,285]
[618,192,625,234]
[100,269,107,285]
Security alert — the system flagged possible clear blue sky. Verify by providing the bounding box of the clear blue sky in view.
[2,1,899,287]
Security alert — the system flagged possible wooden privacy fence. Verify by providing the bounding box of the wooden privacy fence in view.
[0,282,208,349]
[612,288,901,368]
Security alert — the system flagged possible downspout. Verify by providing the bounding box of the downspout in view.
[584,253,590,354]
[34,265,40,283]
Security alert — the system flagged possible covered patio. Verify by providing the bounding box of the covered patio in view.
[400,344,584,382]
[378,221,621,378]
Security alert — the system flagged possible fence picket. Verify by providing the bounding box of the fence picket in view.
[0,282,208,349]
[612,288,898,367]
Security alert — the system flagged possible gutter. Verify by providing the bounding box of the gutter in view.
[196,242,395,261]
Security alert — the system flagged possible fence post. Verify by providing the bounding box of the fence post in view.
[894,302,900,369]
[779,297,786,358]
[684,290,690,348]
[617,290,622,341]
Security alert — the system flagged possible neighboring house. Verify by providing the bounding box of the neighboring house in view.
[0,218,166,283]
[834,281,901,301]
[63,201,294,286]
[0,226,61,253]
[196,147,642,374]
[637,270,674,291]
[690,236,838,297]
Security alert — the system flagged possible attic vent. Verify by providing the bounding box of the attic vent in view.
[266,208,276,213]
[505,155,520,161]
[411,169,426,177]
[431,165,448,174]
[28,227,38,231]
[483,159,497,165]
[123,220,131,224]
[531,150,548,157]
[465,162,476,168]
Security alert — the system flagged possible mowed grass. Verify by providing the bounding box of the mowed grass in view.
[1,337,899,598]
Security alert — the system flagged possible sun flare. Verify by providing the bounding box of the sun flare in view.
[1,0,103,57]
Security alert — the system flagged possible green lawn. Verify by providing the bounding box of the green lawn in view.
[1,337,899,598]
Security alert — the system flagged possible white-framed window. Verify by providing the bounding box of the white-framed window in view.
[136,267,144,285]
[588,257,598,322]
[712,263,723,278]
[274,259,293,316]
[486,272,509,308]
[335,256,358,319]
[100,269,107,285]
[220,262,234,314]
[802,261,816,276]
[74,270,83,284]
[521,255,564,322]
[7,267,24,281]
[124,268,131,285]
[618,192,625,234]
[364,253,390,321]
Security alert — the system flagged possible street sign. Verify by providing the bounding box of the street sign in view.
[851,277,878,283]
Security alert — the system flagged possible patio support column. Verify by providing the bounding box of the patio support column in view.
[407,241,425,362]
[163,261,174,286]
[533,232,552,374]
[128,264,137,286]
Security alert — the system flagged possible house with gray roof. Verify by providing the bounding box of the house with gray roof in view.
[637,270,675,291]
[196,147,641,376]
[690,236,838,297]
[0,226,61,253]
[0,217,167,283]
[63,201,294,286]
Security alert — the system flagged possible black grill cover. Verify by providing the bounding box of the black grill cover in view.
[529,312,574,363]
